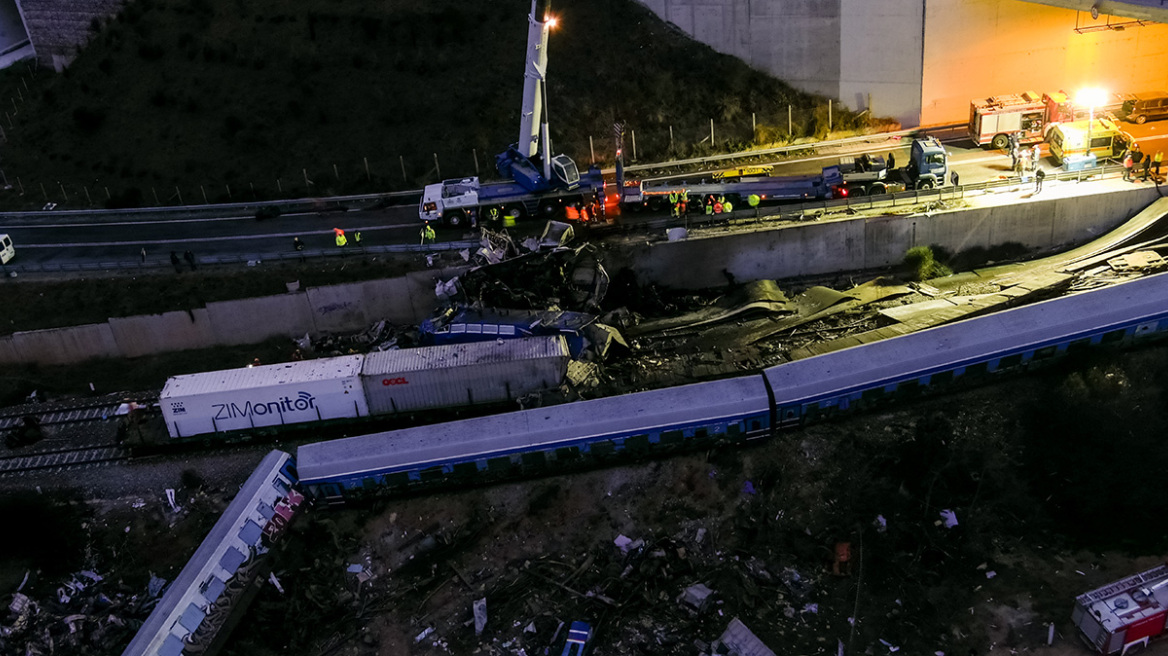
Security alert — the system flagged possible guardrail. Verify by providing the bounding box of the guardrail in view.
[0,190,423,226]
[0,239,478,276]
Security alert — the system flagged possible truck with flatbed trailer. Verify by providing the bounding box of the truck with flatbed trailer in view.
[621,136,949,211]
[828,135,949,195]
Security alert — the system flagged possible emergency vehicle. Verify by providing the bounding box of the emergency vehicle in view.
[1047,118,1133,165]
[1073,563,1168,655]
[968,91,1073,150]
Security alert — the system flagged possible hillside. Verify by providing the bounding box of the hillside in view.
[0,0,873,209]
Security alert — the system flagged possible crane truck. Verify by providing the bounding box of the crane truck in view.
[419,0,605,228]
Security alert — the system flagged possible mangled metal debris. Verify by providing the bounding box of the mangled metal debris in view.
[707,618,777,656]
[678,583,715,612]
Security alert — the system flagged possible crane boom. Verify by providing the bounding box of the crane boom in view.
[519,0,552,183]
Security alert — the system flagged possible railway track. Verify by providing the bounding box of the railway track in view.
[0,443,132,476]
[0,398,155,431]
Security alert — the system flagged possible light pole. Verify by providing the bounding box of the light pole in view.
[1076,88,1107,163]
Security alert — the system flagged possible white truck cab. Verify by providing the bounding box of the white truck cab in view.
[420,178,481,225]
[0,234,13,264]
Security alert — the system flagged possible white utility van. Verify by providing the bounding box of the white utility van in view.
[0,234,12,264]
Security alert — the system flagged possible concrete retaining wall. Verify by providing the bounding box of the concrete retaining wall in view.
[206,294,316,346]
[109,310,214,358]
[0,268,456,366]
[616,185,1163,289]
[8,323,119,365]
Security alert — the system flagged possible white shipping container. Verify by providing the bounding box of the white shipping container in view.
[161,355,368,438]
[361,336,570,415]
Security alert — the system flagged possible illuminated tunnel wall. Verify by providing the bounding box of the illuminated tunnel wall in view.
[638,0,1168,127]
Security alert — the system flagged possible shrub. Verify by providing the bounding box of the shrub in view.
[903,246,952,281]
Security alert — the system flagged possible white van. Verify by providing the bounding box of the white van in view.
[0,234,13,264]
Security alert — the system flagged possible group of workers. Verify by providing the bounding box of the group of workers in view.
[1121,143,1163,183]
[662,190,748,218]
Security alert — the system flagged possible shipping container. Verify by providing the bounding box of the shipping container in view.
[160,356,368,439]
[360,336,570,415]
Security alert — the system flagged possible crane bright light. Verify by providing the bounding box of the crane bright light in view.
[546,16,558,28]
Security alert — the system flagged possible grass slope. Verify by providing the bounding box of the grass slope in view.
[0,0,871,208]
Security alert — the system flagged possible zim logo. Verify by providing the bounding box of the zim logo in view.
[170,401,186,415]
[381,377,409,386]
[212,391,317,420]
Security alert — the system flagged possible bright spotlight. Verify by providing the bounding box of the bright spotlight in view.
[1075,88,1108,109]
[546,16,558,28]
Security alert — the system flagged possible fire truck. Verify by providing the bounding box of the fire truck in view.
[1073,563,1168,655]
[968,90,1073,150]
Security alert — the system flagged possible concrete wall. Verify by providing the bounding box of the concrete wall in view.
[0,269,456,366]
[640,0,842,99]
[109,310,214,358]
[8,323,119,365]
[617,186,1161,289]
[206,294,316,346]
[839,0,923,125]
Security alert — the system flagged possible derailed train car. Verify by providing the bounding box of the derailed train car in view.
[152,336,571,442]
[295,272,1168,503]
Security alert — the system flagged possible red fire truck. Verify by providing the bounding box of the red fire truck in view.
[1073,563,1168,655]
[968,90,1073,150]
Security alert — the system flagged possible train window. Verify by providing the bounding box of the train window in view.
[1066,338,1091,355]
[420,466,444,482]
[487,456,512,472]
[625,434,650,451]
[930,370,954,385]
[1101,329,1125,344]
[362,477,378,490]
[862,387,885,402]
[749,420,761,432]
[271,477,290,495]
[660,430,683,445]
[782,408,800,423]
[693,427,709,439]
[727,423,742,436]
[591,440,616,457]
[1032,345,1057,360]
[963,362,988,378]
[385,472,410,488]
[521,451,547,469]
[453,462,478,478]
[555,446,581,461]
[896,380,922,396]
[996,354,1023,370]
